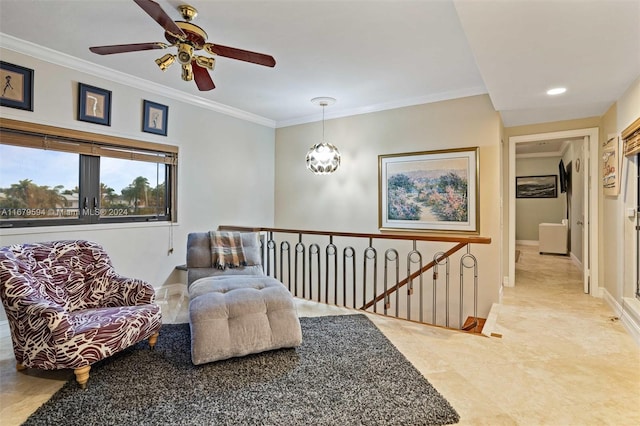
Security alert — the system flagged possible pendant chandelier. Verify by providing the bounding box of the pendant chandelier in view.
[306,97,341,174]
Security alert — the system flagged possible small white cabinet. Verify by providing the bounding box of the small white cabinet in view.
[539,219,568,255]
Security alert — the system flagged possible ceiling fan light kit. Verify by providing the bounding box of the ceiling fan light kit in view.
[195,56,215,70]
[181,63,193,81]
[306,97,341,175]
[155,53,176,71]
[89,0,276,91]
[177,43,194,65]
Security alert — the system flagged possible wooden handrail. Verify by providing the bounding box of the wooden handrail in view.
[218,225,492,245]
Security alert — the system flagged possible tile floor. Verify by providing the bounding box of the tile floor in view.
[1,244,639,425]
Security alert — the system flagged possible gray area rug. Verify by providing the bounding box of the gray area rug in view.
[23,314,459,425]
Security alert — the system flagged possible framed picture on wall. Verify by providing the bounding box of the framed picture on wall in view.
[602,135,620,196]
[515,175,557,198]
[0,61,34,111]
[78,83,111,126]
[378,147,479,233]
[142,100,168,136]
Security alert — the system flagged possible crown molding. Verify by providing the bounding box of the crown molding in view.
[1,33,488,130]
[276,86,488,128]
[0,34,276,128]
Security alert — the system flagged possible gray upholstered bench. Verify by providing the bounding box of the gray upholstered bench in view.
[189,275,302,365]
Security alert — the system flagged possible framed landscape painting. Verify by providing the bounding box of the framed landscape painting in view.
[379,147,479,233]
[515,175,557,198]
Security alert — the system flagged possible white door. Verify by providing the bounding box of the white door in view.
[582,136,590,294]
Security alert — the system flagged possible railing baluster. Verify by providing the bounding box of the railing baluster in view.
[261,233,266,275]
[433,251,450,327]
[266,231,277,279]
[384,248,399,316]
[309,243,321,302]
[363,238,377,313]
[326,236,338,305]
[460,247,478,329]
[343,247,356,308]
[460,245,478,331]
[294,235,306,299]
[280,241,291,292]
[407,241,422,321]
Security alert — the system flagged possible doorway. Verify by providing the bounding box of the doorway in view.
[508,128,599,296]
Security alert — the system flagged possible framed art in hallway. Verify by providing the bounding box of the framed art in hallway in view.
[515,175,557,198]
[602,135,620,196]
[78,83,111,126]
[378,147,479,233]
[142,100,168,136]
[0,61,34,111]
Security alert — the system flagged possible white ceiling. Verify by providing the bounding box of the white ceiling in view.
[515,137,581,157]
[0,0,638,130]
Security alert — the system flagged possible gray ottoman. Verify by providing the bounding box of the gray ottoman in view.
[188,275,302,365]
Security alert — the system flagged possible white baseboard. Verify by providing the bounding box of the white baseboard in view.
[602,289,640,347]
[0,320,9,339]
[515,240,538,246]
[569,252,583,271]
[502,276,513,289]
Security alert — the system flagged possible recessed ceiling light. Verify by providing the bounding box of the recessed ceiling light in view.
[547,87,567,95]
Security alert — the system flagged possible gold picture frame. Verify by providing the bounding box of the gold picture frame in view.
[378,147,479,233]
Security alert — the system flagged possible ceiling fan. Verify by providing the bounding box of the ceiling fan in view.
[89,0,276,91]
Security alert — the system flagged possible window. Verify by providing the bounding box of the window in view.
[0,145,80,221]
[0,118,177,228]
[100,157,167,218]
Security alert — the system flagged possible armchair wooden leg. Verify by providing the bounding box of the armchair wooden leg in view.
[148,332,159,349]
[74,366,91,390]
[16,362,27,371]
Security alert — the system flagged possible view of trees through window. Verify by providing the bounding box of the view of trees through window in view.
[387,171,468,222]
[100,157,166,217]
[0,145,167,221]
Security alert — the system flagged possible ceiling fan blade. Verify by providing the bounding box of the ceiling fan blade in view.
[134,0,186,39]
[204,43,276,67]
[89,42,169,55]
[192,61,215,91]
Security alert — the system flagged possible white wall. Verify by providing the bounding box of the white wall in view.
[0,49,276,321]
[599,76,640,343]
[515,156,565,241]
[274,95,502,319]
[600,77,640,303]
